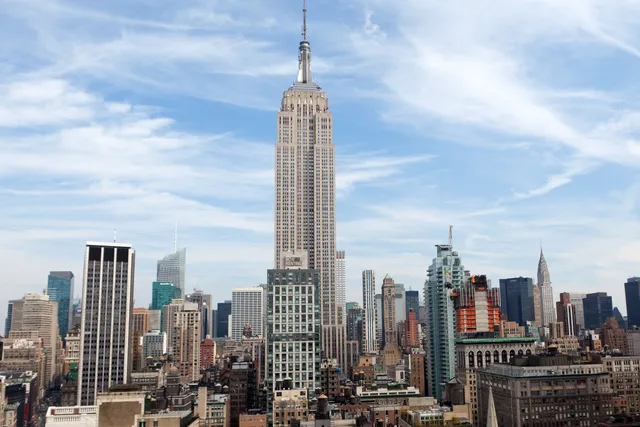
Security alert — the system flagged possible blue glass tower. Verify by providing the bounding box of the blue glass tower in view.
[47,271,74,343]
[499,277,535,326]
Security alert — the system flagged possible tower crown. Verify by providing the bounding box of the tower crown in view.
[296,0,314,85]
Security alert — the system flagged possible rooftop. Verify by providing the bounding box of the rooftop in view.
[455,337,537,344]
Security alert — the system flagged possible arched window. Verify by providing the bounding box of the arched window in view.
[518,350,524,356]
[468,352,475,368]
[526,349,532,355]
[477,351,483,368]
[486,351,491,366]
[494,351,499,363]
[502,350,507,363]
[510,350,516,361]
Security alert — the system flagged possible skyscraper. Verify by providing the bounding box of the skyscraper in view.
[131,308,150,372]
[336,251,346,310]
[361,270,377,353]
[382,275,397,349]
[532,283,542,326]
[11,293,58,385]
[374,294,383,351]
[231,287,264,341]
[625,277,640,329]
[216,301,232,338]
[537,248,555,326]
[583,292,613,330]
[47,271,74,344]
[266,250,321,410]
[172,304,201,382]
[346,304,363,343]
[78,242,135,405]
[274,1,344,367]
[185,290,213,340]
[499,277,535,326]
[394,283,406,323]
[157,248,186,297]
[569,293,586,330]
[405,290,420,317]
[424,240,468,400]
[556,293,578,336]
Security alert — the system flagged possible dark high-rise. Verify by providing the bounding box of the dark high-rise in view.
[406,290,420,316]
[583,292,613,330]
[625,277,640,329]
[499,277,535,326]
[47,271,74,343]
[215,301,231,338]
[346,304,363,343]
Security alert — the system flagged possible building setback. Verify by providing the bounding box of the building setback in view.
[274,1,345,368]
[78,242,135,405]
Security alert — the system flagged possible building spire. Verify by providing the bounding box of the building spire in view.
[296,0,313,84]
[486,386,498,427]
[173,221,178,253]
[302,0,307,41]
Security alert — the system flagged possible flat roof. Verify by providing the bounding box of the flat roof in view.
[455,337,537,344]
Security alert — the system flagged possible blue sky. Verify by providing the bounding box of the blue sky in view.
[2,0,640,322]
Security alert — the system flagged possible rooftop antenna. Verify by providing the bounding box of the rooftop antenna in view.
[113,228,117,243]
[173,221,178,253]
[449,224,453,247]
[302,0,307,41]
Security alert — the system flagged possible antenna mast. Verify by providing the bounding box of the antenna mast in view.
[302,0,307,41]
[173,221,178,253]
[113,229,117,243]
[449,225,453,247]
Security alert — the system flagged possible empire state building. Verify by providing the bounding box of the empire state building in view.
[274,2,345,367]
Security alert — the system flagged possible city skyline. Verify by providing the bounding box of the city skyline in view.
[3,0,640,324]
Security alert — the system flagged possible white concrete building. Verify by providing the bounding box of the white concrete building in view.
[362,270,377,353]
[231,287,264,340]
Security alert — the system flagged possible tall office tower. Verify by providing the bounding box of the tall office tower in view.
[157,248,187,297]
[78,242,135,405]
[569,293,587,330]
[131,308,150,372]
[151,281,180,311]
[172,304,201,382]
[361,270,377,353]
[4,299,22,337]
[403,309,420,348]
[584,292,613,329]
[231,288,264,341]
[346,304,363,343]
[163,298,184,353]
[11,293,58,385]
[499,277,535,326]
[47,271,74,344]
[274,2,345,368]
[424,241,468,400]
[626,277,640,329]
[374,294,383,350]
[266,250,321,411]
[394,283,407,323]
[185,290,213,340]
[452,275,501,334]
[148,309,161,331]
[336,251,346,310]
[381,275,397,348]
[532,284,542,325]
[216,301,232,338]
[405,290,420,318]
[537,248,556,325]
[556,292,578,336]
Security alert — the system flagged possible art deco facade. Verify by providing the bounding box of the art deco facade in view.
[362,270,377,353]
[78,242,135,405]
[537,248,556,326]
[274,10,345,367]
